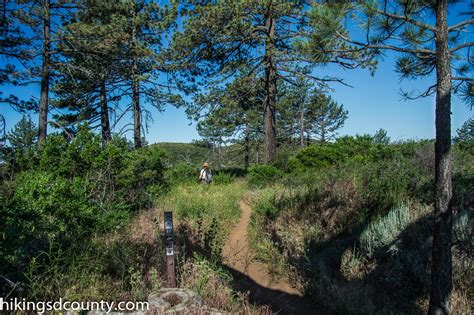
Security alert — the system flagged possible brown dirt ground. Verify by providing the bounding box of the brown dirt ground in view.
[222,200,319,314]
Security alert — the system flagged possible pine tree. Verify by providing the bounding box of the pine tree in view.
[0,0,37,112]
[121,0,178,148]
[278,83,348,145]
[304,1,473,312]
[172,0,349,162]
[0,0,28,85]
[54,0,179,147]
[373,128,390,144]
[308,92,348,143]
[54,0,130,145]
[11,0,78,143]
[192,74,264,168]
[454,118,473,150]
[6,116,38,149]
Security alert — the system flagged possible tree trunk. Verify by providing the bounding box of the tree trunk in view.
[217,138,222,169]
[244,123,250,169]
[132,27,142,149]
[263,14,277,163]
[429,1,453,314]
[321,120,326,143]
[300,104,305,147]
[100,80,111,145]
[256,143,259,164]
[38,0,50,144]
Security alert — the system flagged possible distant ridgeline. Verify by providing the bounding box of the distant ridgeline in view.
[153,142,252,170]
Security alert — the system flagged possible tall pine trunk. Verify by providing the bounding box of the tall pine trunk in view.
[38,0,50,143]
[256,143,259,164]
[321,120,326,143]
[244,123,250,169]
[429,0,453,314]
[263,14,277,162]
[300,105,305,147]
[217,139,222,169]
[132,27,142,148]
[100,80,111,145]
[132,73,141,148]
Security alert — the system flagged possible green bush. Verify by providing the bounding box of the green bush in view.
[359,159,412,213]
[288,144,343,171]
[357,204,409,258]
[252,185,281,219]
[0,170,129,278]
[247,164,284,187]
[212,172,235,185]
[164,162,199,186]
[0,127,168,288]
[271,147,296,172]
[117,146,167,209]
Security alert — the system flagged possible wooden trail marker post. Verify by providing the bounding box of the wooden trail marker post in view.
[164,211,176,287]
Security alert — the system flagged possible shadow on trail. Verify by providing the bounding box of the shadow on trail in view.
[222,265,323,315]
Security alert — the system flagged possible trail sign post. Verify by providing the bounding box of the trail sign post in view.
[164,211,176,288]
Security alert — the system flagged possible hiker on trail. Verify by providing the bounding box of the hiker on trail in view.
[199,162,212,184]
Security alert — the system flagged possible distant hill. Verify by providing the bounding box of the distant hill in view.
[153,142,250,169]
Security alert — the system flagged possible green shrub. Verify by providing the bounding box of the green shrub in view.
[287,136,401,173]
[288,144,343,171]
[117,146,167,209]
[212,172,235,185]
[357,204,409,258]
[271,147,296,172]
[164,162,199,186]
[0,128,168,289]
[0,171,131,276]
[247,164,284,187]
[252,185,281,219]
[359,159,412,212]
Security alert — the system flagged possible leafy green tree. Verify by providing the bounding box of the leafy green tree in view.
[304,1,473,312]
[172,0,348,162]
[7,116,38,149]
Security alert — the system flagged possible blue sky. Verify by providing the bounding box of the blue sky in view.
[1,2,472,144]
[2,54,471,143]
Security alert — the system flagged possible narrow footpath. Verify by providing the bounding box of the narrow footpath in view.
[222,200,317,314]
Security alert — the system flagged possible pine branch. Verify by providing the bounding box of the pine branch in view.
[452,76,473,81]
[450,42,474,53]
[335,30,435,56]
[366,3,436,32]
[448,19,474,31]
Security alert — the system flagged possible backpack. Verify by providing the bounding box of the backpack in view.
[205,169,212,183]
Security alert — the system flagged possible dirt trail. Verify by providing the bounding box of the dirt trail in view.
[222,200,317,314]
